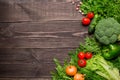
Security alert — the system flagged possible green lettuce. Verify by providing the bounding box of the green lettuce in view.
[81,54,120,80]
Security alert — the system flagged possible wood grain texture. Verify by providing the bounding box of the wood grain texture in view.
[0,0,82,22]
[0,48,74,64]
[0,48,74,79]
[0,21,88,48]
[0,48,76,78]
[0,0,86,80]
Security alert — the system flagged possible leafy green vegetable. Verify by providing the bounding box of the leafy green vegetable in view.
[82,54,120,80]
[79,37,101,54]
[94,18,120,45]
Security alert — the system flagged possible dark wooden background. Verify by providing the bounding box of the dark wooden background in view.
[0,0,88,80]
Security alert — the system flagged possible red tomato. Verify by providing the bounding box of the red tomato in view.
[82,17,90,26]
[85,52,93,59]
[87,12,94,19]
[78,59,86,67]
[78,52,85,59]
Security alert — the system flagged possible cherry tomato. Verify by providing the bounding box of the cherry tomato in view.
[77,52,85,59]
[74,73,85,80]
[87,12,94,19]
[78,59,86,67]
[65,65,77,76]
[85,52,93,59]
[82,17,90,26]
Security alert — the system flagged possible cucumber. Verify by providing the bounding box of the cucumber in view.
[88,14,99,34]
[88,25,95,34]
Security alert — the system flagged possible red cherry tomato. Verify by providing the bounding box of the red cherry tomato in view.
[82,17,90,26]
[85,52,93,59]
[78,59,86,67]
[87,12,94,19]
[78,52,85,59]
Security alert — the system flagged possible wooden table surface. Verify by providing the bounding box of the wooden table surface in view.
[0,0,88,80]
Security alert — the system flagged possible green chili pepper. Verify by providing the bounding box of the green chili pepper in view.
[102,43,120,60]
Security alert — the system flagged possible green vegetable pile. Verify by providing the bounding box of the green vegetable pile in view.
[51,0,120,80]
[51,37,120,80]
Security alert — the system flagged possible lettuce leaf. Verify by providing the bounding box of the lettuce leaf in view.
[82,54,120,80]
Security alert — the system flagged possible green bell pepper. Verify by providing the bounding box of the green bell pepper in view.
[102,43,120,60]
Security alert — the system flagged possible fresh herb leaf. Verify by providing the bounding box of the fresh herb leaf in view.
[79,37,102,54]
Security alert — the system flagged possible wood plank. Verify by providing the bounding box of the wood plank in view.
[0,48,38,64]
[0,21,88,48]
[0,21,86,35]
[0,0,31,22]
[11,21,85,32]
[0,48,74,64]
[0,48,74,77]
[0,20,86,38]
[0,63,56,77]
[0,35,87,48]
[0,78,51,80]
[0,0,82,22]
[0,34,88,48]
[0,64,39,77]
[17,1,82,22]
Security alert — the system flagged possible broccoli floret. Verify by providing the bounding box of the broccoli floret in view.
[104,28,114,37]
[95,18,120,45]
[99,36,109,45]
[109,34,118,43]
[97,30,105,37]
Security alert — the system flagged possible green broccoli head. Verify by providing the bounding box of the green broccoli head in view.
[95,18,120,45]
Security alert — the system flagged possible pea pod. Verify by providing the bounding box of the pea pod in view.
[102,43,120,60]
